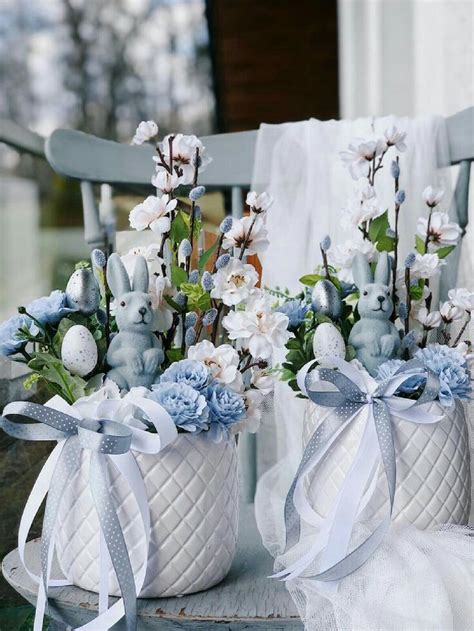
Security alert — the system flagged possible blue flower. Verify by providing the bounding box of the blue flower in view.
[205,383,245,442]
[276,299,309,328]
[160,359,210,391]
[150,382,209,433]
[415,344,471,406]
[376,359,425,394]
[0,315,28,356]
[25,291,76,331]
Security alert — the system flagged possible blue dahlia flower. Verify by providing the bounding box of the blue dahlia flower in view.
[206,383,245,442]
[160,359,210,391]
[0,315,29,356]
[25,290,76,331]
[150,382,209,433]
[415,344,471,407]
[276,299,309,328]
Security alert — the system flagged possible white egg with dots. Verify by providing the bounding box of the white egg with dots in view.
[312,322,346,360]
[61,325,98,377]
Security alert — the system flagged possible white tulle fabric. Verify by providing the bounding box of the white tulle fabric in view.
[252,116,473,631]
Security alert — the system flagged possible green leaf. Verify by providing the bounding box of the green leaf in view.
[368,211,390,243]
[376,235,395,252]
[198,239,219,272]
[180,283,211,311]
[171,264,188,288]
[170,210,189,244]
[409,280,425,301]
[299,274,341,290]
[415,235,426,255]
[28,352,87,403]
[299,274,320,287]
[345,345,356,362]
[280,369,296,382]
[166,347,184,363]
[436,245,455,259]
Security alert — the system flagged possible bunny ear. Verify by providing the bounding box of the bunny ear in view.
[374,251,391,286]
[132,255,149,293]
[352,252,372,288]
[106,253,131,298]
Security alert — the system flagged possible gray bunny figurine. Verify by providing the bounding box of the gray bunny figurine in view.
[106,253,164,389]
[348,252,400,376]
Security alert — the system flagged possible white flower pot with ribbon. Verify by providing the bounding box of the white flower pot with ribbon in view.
[55,431,239,597]
[302,399,470,529]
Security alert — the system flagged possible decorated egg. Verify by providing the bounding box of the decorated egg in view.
[61,325,98,377]
[66,269,100,315]
[311,280,342,319]
[312,322,346,360]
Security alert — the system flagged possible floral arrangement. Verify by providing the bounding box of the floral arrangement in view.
[275,127,473,407]
[0,121,290,440]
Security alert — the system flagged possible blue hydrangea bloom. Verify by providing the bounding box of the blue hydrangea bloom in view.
[276,299,309,328]
[0,315,28,356]
[151,382,209,433]
[415,344,471,406]
[26,291,76,331]
[376,359,426,393]
[205,383,245,442]
[160,359,210,391]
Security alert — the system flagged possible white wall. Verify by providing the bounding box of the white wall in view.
[338,0,474,119]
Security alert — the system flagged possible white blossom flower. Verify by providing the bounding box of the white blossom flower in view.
[440,301,464,322]
[246,191,273,213]
[222,215,269,255]
[328,234,378,284]
[129,194,177,233]
[416,307,442,329]
[132,120,158,145]
[230,389,263,435]
[251,368,276,394]
[340,138,386,180]
[422,185,444,208]
[151,276,175,331]
[417,212,462,250]
[121,243,164,281]
[409,253,446,279]
[222,290,292,360]
[210,257,258,306]
[187,340,243,392]
[448,288,474,313]
[151,170,183,193]
[341,182,385,229]
[384,126,407,151]
[153,134,211,185]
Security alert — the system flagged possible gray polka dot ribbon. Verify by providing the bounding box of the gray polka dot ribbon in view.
[1,397,177,631]
[275,358,442,583]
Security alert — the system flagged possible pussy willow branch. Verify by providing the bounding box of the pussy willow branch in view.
[320,245,331,280]
[238,213,258,261]
[186,147,200,275]
[404,266,411,335]
[451,314,471,347]
[391,156,400,307]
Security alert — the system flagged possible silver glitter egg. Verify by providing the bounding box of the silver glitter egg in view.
[66,269,100,315]
[311,279,342,319]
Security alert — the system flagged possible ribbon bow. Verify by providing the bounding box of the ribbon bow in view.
[1,394,177,631]
[275,357,442,583]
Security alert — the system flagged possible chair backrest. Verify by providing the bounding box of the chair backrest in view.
[0,119,45,158]
[45,108,473,501]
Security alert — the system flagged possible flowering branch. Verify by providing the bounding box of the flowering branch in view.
[451,314,471,347]
[391,156,400,302]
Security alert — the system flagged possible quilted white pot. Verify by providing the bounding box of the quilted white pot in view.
[56,432,239,597]
[303,399,471,529]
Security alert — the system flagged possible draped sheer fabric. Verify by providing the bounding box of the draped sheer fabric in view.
[252,116,473,631]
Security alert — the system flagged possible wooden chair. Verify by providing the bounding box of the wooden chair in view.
[3,108,473,629]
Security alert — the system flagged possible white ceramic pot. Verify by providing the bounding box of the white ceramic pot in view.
[56,432,239,597]
[303,399,471,529]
